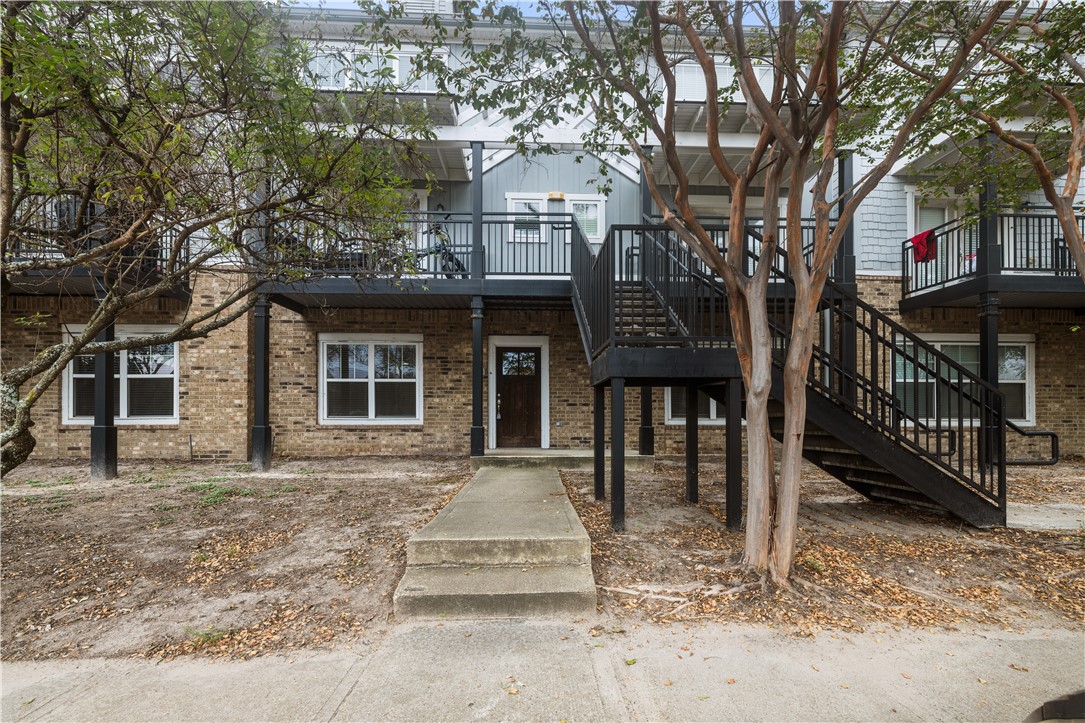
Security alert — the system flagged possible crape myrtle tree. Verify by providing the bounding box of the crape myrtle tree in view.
[429,0,1010,582]
[852,1,1085,285]
[1,1,431,472]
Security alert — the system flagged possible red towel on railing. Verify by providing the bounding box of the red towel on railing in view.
[910,229,936,263]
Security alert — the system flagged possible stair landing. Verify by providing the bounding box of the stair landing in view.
[393,468,597,619]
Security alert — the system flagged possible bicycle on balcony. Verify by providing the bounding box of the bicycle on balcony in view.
[408,222,466,279]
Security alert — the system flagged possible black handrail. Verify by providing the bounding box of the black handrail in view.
[1005,420,1059,466]
[743,224,1005,508]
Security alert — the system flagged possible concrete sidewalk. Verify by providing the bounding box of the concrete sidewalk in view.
[3,620,1081,721]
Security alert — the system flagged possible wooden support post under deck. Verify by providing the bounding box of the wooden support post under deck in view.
[725,377,743,530]
[610,378,626,532]
[684,384,698,504]
[593,384,605,500]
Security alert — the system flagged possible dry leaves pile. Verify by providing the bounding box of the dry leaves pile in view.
[1,459,472,661]
[562,461,1083,634]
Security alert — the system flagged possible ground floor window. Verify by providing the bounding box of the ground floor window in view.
[63,325,179,424]
[893,335,1034,424]
[319,334,423,424]
[665,387,723,425]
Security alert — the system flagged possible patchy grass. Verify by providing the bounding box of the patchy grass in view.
[185,481,258,507]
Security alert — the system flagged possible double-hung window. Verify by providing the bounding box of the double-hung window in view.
[665,387,723,424]
[319,334,423,424]
[893,335,1034,424]
[63,325,179,424]
[507,195,545,244]
[567,195,605,244]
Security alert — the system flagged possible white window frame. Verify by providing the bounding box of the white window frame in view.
[565,193,606,244]
[307,43,444,93]
[664,387,730,426]
[895,333,1035,426]
[505,193,548,244]
[62,324,180,425]
[318,333,424,426]
[504,192,607,245]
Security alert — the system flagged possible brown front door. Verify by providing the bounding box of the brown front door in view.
[496,347,542,447]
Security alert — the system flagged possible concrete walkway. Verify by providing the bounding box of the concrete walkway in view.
[394,468,596,618]
[3,622,1081,721]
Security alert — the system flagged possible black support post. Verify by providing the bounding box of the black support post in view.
[471,296,485,457]
[90,287,117,480]
[979,292,1001,464]
[594,384,605,500]
[639,145,654,222]
[638,387,654,456]
[725,377,743,530]
[610,378,626,532]
[977,133,1001,278]
[684,385,699,504]
[836,153,858,405]
[470,141,485,280]
[250,296,273,471]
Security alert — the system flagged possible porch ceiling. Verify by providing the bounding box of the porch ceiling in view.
[892,132,1072,183]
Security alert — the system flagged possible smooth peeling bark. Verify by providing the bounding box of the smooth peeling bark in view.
[771,307,817,583]
[741,272,776,570]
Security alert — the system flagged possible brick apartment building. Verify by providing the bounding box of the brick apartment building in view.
[4,3,1083,530]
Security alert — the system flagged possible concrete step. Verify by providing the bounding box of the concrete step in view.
[472,450,653,471]
[393,564,597,619]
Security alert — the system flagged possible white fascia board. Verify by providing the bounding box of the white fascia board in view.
[430,124,761,151]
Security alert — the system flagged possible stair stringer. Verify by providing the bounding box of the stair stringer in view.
[702,376,1005,528]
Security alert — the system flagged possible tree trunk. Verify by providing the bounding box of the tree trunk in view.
[1051,196,1085,286]
[1,380,36,475]
[769,293,817,582]
[741,273,776,569]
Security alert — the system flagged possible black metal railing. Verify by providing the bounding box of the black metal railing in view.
[573,218,1008,512]
[270,211,584,279]
[7,194,187,282]
[902,209,1084,297]
[745,226,1006,508]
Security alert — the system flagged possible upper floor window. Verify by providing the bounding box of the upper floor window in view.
[63,325,179,425]
[505,193,606,244]
[306,43,440,93]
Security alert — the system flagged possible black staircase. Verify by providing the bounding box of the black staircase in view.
[572,221,1026,528]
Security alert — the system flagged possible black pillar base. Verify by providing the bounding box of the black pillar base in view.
[638,386,654,456]
[470,426,485,457]
[611,379,626,532]
[725,377,743,530]
[90,425,118,480]
[593,385,606,500]
[684,385,698,504]
[251,425,273,471]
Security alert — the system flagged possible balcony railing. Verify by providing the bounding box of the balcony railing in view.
[269,211,586,280]
[902,209,1084,298]
[6,194,186,282]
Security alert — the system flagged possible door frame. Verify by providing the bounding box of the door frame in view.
[488,335,549,450]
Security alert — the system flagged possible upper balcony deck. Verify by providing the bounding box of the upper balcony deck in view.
[900,209,1085,311]
[4,195,191,298]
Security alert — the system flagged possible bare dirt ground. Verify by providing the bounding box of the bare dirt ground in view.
[1,457,471,661]
[563,457,1084,635]
[1,455,1081,661]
